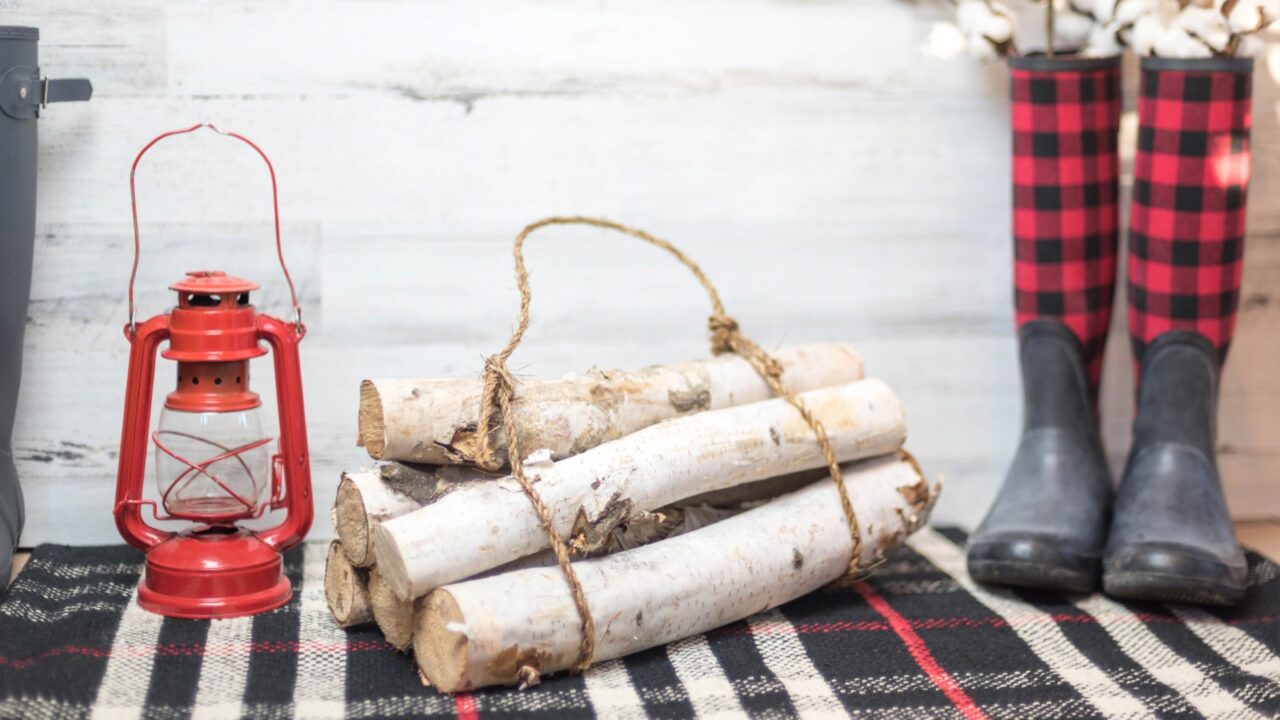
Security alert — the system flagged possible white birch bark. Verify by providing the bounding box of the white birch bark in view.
[416,454,939,691]
[363,503,740,650]
[373,379,905,600]
[359,343,863,465]
[334,464,494,567]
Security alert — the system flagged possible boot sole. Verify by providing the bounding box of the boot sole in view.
[1103,547,1247,607]
[1103,572,1244,606]
[967,538,1099,595]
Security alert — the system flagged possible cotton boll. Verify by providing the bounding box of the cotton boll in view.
[1227,0,1264,33]
[983,9,1015,43]
[1177,5,1231,51]
[956,0,996,34]
[956,0,1013,49]
[967,32,1001,60]
[923,21,969,59]
[1055,8,1096,48]
[1235,33,1267,56]
[1258,0,1280,23]
[1228,0,1280,31]
[1089,0,1118,23]
[1154,26,1215,56]
[1115,0,1159,26]
[1150,0,1185,25]
[1084,24,1125,55]
[1131,14,1168,54]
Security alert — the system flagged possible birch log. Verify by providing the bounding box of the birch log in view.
[415,453,939,691]
[373,378,905,600]
[359,342,863,465]
[324,541,373,628]
[335,464,494,567]
[366,504,741,650]
[368,569,417,650]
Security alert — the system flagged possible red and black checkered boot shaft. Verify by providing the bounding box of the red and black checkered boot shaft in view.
[1128,58,1252,369]
[1009,56,1122,399]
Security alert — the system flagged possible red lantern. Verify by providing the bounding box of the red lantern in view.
[114,124,313,619]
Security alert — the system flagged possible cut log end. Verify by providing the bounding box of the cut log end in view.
[358,380,387,459]
[324,541,372,628]
[369,568,417,652]
[335,477,375,567]
[370,521,413,601]
[417,589,470,692]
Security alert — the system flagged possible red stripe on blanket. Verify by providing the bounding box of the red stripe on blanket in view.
[454,692,479,720]
[854,582,989,720]
[5,612,1279,669]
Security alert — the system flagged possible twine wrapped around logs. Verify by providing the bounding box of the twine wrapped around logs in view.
[471,216,863,678]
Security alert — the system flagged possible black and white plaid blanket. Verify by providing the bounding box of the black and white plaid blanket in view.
[2,527,1278,719]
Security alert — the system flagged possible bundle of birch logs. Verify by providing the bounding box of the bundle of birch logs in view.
[326,342,941,691]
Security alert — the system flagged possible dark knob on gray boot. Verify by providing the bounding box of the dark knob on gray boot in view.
[1103,331,1247,606]
[967,320,1113,595]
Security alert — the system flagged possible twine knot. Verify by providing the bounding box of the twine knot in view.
[709,313,783,380]
[708,314,739,355]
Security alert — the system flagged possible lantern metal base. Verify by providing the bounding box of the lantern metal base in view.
[136,527,291,619]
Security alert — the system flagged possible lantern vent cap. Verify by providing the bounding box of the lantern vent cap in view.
[170,270,259,294]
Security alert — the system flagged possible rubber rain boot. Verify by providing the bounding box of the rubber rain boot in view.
[1103,332,1247,606]
[0,26,91,584]
[967,320,1113,594]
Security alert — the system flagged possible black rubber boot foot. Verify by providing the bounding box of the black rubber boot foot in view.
[1103,543,1247,606]
[966,321,1112,596]
[968,535,1099,595]
[1103,331,1247,607]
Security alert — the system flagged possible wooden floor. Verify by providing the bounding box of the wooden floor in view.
[7,522,1280,589]
[1235,520,1280,564]
[9,552,27,586]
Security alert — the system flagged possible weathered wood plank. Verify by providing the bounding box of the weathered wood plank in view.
[4,0,166,96]
[34,93,1013,228]
[24,223,322,351]
[164,0,916,100]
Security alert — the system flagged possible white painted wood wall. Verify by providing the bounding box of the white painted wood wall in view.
[8,0,1279,545]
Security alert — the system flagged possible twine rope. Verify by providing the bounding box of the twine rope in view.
[475,216,863,675]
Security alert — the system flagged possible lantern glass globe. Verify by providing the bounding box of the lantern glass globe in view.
[155,406,271,519]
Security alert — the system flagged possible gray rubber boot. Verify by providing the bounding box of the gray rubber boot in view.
[1103,331,1247,606]
[0,27,91,585]
[967,320,1113,594]
[0,27,39,588]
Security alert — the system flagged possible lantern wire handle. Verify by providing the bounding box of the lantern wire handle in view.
[128,123,304,336]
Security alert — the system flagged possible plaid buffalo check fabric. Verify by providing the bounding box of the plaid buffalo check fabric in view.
[3,529,1280,719]
[1128,58,1253,368]
[1009,56,1123,398]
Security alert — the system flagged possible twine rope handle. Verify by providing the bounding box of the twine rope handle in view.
[476,216,863,675]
